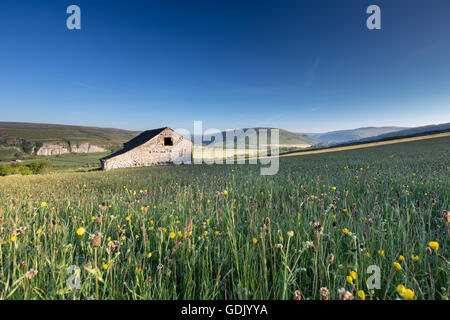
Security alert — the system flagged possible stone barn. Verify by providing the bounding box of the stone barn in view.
[100,127,192,170]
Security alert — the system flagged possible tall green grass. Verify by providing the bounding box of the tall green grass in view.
[0,136,448,299]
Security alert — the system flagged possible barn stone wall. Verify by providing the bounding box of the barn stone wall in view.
[101,128,192,170]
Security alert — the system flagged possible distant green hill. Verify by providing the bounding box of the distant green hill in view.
[307,126,408,144]
[293,123,450,153]
[200,127,319,148]
[358,123,450,142]
[0,122,139,161]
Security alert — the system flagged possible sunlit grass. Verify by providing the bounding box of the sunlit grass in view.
[0,136,448,300]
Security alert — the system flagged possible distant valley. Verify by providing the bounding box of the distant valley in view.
[0,121,449,162]
[0,122,139,161]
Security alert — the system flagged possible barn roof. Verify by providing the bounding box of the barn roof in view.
[100,127,168,161]
[123,127,167,149]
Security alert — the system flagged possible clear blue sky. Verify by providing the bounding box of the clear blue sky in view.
[0,0,449,132]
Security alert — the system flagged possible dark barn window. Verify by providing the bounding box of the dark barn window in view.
[164,137,173,146]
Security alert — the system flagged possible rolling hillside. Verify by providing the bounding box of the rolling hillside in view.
[285,122,450,155]
[307,126,407,144]
[2,121,448,163]
[0,122,139,161]
[200,127,319,148]
[358,122,450,142]
[0,123,319,162]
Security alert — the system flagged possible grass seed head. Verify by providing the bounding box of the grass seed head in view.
[92,232,102,248]
[184,219,193,238]
[328,253,335,265]
[24,269,38,280]
[443,211,450,224]
[320,287,330,300]
[338,288,353,300]
[293,290,302,300]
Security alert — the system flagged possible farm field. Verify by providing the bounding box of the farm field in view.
[24,152,111,173]
[0,135,448,300]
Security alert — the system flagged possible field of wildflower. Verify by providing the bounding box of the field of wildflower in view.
[0,135,448,300]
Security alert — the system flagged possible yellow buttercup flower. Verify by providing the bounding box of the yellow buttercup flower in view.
[397,284,406,294]
[223,190,228,195]
[411,254,419,262]
[398,285,413,300]
[103,264,108,270]
[393,262,402,270]
[428,241,439,251]
[41,201,47,207]
[147,253,152,258]
[402,289,415,300]
[346,275,354,285]
[76,227,86,236]
[349,270,357,280]
[169,232,176,239]
[253,237,258,244]
[397,285,414,300]
[378,250,384,257]
[399,255,405,261]
[287,230,294,237]
[357,290,365,300]
[342,228,349,234]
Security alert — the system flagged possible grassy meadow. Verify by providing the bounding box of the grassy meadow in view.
[0,135,448,300]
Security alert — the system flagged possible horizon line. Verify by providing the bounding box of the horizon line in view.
[1,120,449,135]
